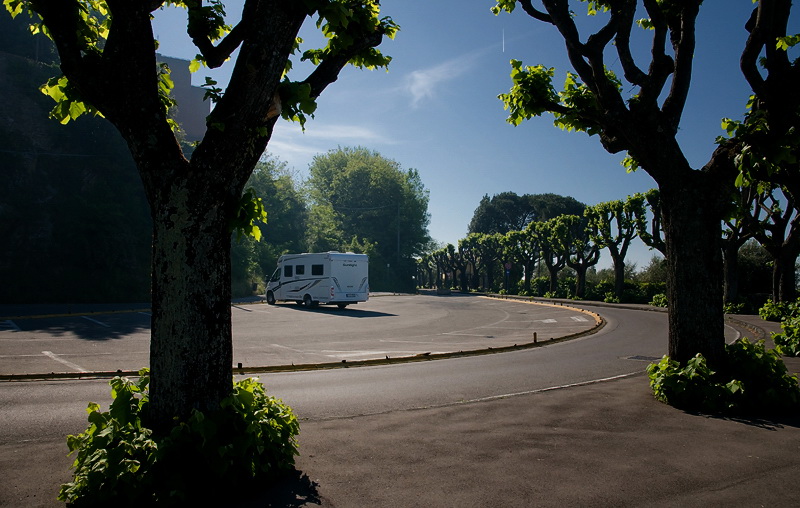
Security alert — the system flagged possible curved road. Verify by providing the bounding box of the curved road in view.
[1,300,740,439]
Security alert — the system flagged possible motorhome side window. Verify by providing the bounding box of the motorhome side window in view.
[284,265,293,278]
[270,268,280,282]
[312,264,324,276]
[296,265,305,275]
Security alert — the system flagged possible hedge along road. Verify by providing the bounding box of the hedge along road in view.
[0,294,605,378]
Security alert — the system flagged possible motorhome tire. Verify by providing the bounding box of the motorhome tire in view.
[266,291,276,305]
[303,294,318,308]
[337,304,348,309]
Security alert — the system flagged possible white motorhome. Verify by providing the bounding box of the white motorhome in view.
[266,252,369,308]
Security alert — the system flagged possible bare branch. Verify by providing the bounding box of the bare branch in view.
[613,0,647,87]
[660,1,700,133]
[519,0,552,23]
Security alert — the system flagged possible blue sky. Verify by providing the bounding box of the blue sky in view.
[152,1,797,270]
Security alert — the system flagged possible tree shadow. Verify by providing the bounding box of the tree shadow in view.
[8,312,151,341]
[692,411,800,431]
[236,469,324,507]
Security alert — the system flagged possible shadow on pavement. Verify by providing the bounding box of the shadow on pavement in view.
[280,305,396,318]
[238,469,323,507]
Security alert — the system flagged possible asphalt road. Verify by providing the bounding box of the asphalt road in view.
[0,294,601,375]
[0,296,774,508]
[0,299,741,438]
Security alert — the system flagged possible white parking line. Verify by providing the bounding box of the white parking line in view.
[42,351,88,372]
[81,316,110,327]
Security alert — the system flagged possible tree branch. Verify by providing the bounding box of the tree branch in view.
[302,29,384,99]
[660,1,700,133]
[613,0,648,87]
[186,0,250,69]
[519,0,552,23]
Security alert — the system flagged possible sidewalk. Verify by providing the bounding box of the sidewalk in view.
[5,371,799,508]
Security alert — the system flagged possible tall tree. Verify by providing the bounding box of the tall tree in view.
[232,155,308,293]
[469,192,537,234]
[503,226,540,294]
[493,1,798,365]
[458,234,482,290]
[751,186,800,302]
[585,196,646,299]
[305,146,431,291]
[468,191,585,235]
[537,219,569,294]
[721,185,762,304]
[6,0,398,431]
[477,232,506,291]
[560,214,600,299]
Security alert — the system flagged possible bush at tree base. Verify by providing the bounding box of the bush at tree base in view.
[58,369,299,507]
[647,338,800,415]
[758,298,800,357]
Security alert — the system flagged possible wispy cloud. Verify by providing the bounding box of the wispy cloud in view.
[266,121,396,171]
[404,49,488,108]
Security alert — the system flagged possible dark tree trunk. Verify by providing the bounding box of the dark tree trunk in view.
[573,265,588,299]
[774,249,799,302]
[148,180,233,433]
[660,177,726,367]
[722,242,740,304]
[612,256,625,299]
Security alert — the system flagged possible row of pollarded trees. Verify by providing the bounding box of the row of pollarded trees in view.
[420,184,798,305]
[419,192,654,300]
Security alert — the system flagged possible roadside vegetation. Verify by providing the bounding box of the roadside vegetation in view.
[59,370,299,507]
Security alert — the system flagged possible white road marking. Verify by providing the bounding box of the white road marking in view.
[271,343,306,353]
[464,372,642,404]
[42,351,88,372]
[570,316,589,322]
[534,319,558,324]
[81,316,110,327]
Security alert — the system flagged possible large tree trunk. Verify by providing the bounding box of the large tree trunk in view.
[147,177,234,433]
[774,249,799,302]
[660,178,726,367]
[722,242,740,304]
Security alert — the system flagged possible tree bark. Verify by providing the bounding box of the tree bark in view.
[774,248,799,302]
[660,175,726,366]
[145,173,235,433]
[722,242,740,304]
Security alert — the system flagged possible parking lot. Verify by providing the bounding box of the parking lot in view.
[0,294,600,376]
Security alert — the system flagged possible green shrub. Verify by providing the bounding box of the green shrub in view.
[649,293,668,307]
[603,291,620,304]
[759,298,798,322]
[774,314,800,357]
[58,370,299,507]
[647,339,800,415]
[723,302,745,314]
